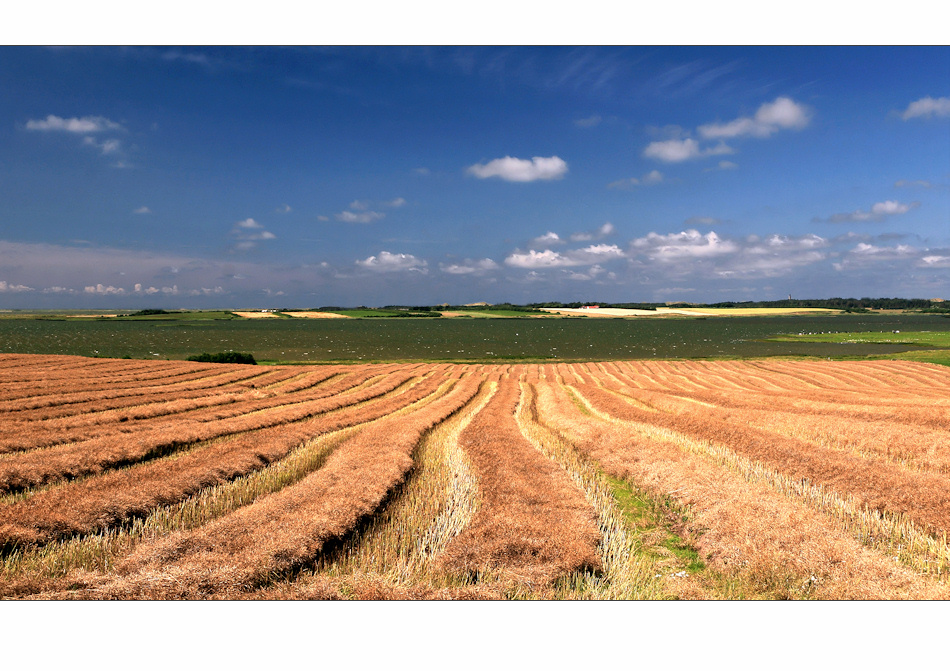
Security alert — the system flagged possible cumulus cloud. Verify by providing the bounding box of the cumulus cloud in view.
[25,114,124,133]
[355,251,428,273]
[505,243,624,269]
[467,156,568,182]
[628,230,829,281]
[817,200,920,223]
[84,284,126,295]
[632,229,739,260]
[900,96,950,120]
[699,97,812,139]
[230,218,276,251]
[642,138,733,163]
[0,281,33,293]
[440,258,499,275]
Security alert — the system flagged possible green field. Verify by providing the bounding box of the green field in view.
[1,311,948,364]
[768,329,950,365]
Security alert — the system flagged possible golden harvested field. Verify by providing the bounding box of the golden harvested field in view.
[2,353,949,600]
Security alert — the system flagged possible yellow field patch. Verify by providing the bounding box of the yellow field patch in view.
[281,311,351,319]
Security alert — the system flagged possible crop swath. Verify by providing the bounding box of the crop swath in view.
[2,355,949,600]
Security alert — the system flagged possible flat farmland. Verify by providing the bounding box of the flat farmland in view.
[2,354,950,600]
[0,313,947,362]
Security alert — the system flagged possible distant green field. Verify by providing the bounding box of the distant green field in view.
[768,329,950,366]
[769,330,950,347]
[1,312,948,364]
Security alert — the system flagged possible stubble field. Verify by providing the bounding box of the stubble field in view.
[2,352,949,600]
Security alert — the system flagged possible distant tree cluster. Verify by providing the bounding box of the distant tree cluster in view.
[120,309,175,317]
[187,352,257,365]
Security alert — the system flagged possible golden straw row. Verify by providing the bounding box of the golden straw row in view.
[0,366,467,549]
[0,365,401,454]
[534,367,949,599]
[563,364,950,538]
[0,365,437,493]
[89,371,483,599]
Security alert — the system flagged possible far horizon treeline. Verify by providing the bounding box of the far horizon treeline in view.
[304,297,949,313]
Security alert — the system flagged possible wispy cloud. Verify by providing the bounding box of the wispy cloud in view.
[133,206,152,214]
[25,114,124,133]
[335,196,405,223]
[570,222,614,242]
[276,204,292,213]
[440,258,499,275]
[530,232,563,247]
[230,218,276,251]
[336,210,384,224]
[894,179,932,188]
[815,200,920,223]
[900,96,950,120]
[574,114,602,128]
[608,170,664,189]
[643,138,733,163]
[467,156,568,182]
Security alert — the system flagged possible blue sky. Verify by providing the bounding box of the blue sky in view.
[1,45,948,308]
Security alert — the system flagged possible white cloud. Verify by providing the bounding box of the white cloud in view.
[608,170,664,189]
[467,156,568,182]
[25,114,124,133]
[349,200,370,211]
[505,243,624,269]
[83,137,122,155]
[356,251,428,273]
[642,138,733,163]
[820,200,920,223]
[920,255,950,268]
[505,249,573,268]
[531,231,562,247]
[276,204,292,213]
[384,197,407,208]
[699,97,812,139]
[440,258,499,275]
[84,284,126,295]
[230,218,276,251]
[134,206,152,214]
[0,281,33,293]
[570,222,615,242]
[336,210,385,224]
[633,229,739,260]
[900,96,950,120]
[894,180,932,188]
[574,114,602,128]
